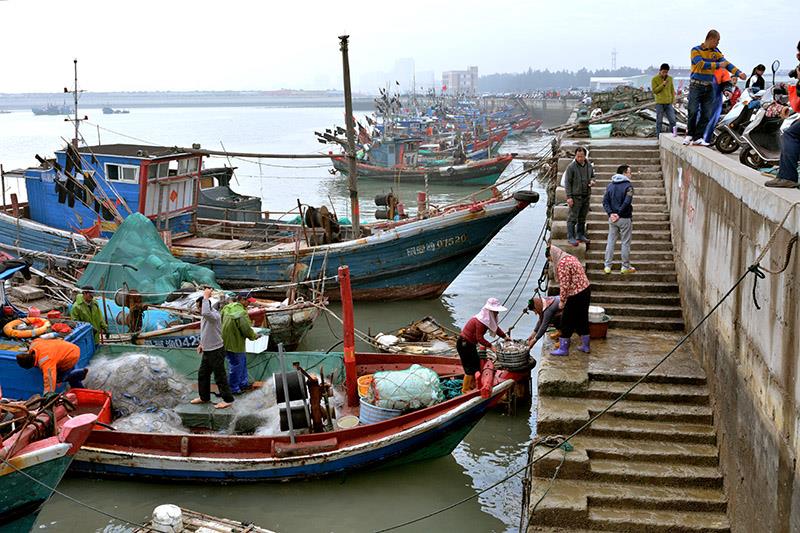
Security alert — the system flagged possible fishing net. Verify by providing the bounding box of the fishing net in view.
[85,353,192,421]
[364,364,444,410]
[77,213,219,304]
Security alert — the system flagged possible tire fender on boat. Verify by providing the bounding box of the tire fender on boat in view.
[512,190,540,204]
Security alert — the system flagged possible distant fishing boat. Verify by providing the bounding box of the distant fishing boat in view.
[0,394,97,532]
[31,104,72,116]
[332,152,514,186]
[101,107,129,115]
[0,142,538,301]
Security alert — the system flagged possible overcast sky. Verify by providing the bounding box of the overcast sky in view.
[0,0,797,92]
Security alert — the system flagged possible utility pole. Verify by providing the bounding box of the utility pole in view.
[339,35,360,236]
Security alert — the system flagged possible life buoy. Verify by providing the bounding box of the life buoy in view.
[3,318,51,338]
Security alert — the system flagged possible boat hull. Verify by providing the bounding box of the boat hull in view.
[332,155,513,185]
[70,380,512,482]
[0,197,532,302]
[0,451,73,533]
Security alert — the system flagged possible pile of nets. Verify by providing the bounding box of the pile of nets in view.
[85,353,192,432]
[77,213,219,304]
[364,364,443,410]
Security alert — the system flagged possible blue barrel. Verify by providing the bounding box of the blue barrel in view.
[359,398,403,425]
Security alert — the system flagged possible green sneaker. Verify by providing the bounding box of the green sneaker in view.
[603,267,611,274]
[621,266,637,274]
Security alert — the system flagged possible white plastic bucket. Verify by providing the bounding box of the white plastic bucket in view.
[359,398,402,425]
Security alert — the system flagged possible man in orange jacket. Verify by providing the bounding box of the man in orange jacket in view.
[16,338,87,393]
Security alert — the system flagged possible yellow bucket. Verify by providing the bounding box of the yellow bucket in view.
[357,374,373,397]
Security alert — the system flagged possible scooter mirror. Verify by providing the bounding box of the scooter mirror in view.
[772,60,781,85]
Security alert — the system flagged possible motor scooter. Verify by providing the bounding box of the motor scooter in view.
[713,87,765,153]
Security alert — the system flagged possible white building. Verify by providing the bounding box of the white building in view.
[442,66,478,95]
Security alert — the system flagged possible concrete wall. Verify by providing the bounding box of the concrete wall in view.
[660,135,800,533]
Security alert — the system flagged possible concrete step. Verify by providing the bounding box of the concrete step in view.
[548,279,680,294]
[527,479,728,530]
[589,459,723,487]
[586,247,674,258]
[587,269,677,283]
[552,221,672,238]
[588,507,730,532]
[576,436,719,466]
[585,259,677,270]
[609,315,684,331]
[585,380,708,404]
[595,303,683,318]
[555,188,666,204]
[554,207,669,221]
[558,161,662,172]
[589,416,717,445]
[584,229,673,241]
[552,239,675,252]
[589,372,706,386]
[589,291,681,306]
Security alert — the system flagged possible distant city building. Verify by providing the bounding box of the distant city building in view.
[442,66,478,95]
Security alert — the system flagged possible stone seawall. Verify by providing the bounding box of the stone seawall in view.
[660,135,800,533]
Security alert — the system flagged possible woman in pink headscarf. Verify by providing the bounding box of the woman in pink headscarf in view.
[457,297,509,392]
[549,244,591,355]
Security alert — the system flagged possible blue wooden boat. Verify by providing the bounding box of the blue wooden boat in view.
[0,261,96,401]
[0,143,538,300]
[1,395,97,532]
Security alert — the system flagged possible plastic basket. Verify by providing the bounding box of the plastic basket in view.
[357,374,373,398]
[359,397,402,425]
[589,124,613,139]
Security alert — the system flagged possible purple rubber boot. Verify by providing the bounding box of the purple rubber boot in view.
[577,335,591,353]
[551,338,570,356]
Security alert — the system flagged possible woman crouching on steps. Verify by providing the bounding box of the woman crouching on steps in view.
[457,298,509,392]
[549,244,591,355]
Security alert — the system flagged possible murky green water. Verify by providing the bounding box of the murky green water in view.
[0,105,567,532]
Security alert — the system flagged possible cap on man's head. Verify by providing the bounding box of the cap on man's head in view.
[81,285,94,293]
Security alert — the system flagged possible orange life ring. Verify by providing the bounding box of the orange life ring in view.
[3,318,51,338]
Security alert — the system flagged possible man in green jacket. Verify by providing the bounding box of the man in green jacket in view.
[221,291,260,394]
[651,63,677,135]
[70,286,108,344]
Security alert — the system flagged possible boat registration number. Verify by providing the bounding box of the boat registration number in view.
[144,335,200,348]
[406,234,467,256]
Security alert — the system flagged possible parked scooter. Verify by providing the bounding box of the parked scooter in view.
[737,60,800,169]
[713,87,765,154]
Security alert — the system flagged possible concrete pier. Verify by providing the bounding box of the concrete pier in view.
[524,139,728,532]
[525,135,800,532]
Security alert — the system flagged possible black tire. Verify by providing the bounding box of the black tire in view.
[739,147,764,169]
[446,167,455,176]
[715,131,739,154]
[513,190,540,204]
[273,372,308,403]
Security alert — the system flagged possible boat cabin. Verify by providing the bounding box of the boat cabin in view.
[23,144,203,236]
[365,138,423,168]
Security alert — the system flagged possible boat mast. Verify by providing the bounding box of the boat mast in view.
[66,59,85,148]
[338,35,359,236]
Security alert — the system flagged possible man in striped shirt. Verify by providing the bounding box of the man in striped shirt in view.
[684,29,747,146]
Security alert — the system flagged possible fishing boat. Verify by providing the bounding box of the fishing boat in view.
[0,142,537,301]
[331,152,513,186]
[101,107,129,115]
[0,393,97,532]
[372,315,458,356]
[31,104,72,116]
[0,261,96,401]
[67,267,524,482]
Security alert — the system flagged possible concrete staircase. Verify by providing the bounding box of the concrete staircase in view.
[526,329,730,532]
[549,140,684,331]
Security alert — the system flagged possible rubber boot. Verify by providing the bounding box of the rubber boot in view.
[577,335,591,353]
[566,221,578,246]
[551,338,570,356]
[461,374,476,393]
[576,221,590,244]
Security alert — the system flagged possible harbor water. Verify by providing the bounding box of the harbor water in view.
[0,106,560,532]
